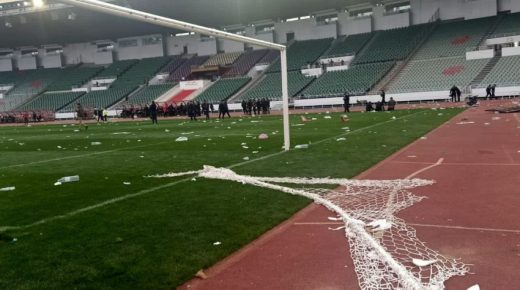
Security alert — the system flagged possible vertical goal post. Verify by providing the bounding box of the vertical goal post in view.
[59,0,291,151]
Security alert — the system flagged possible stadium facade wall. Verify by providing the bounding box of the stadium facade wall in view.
[217,39,245,53]
[16,55,37,70]
[411,0,497,24]
[63,42,97,65]
[372,6,411,30]
[274,18,337,43]
[41,54,63,69]
[244,28,275,50]
[116,35,164,60]
[0,58,13,72]
[337,14,373,36]
[499,0,520,13]
[165,34,217,56]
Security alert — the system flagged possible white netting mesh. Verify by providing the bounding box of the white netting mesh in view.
[147,166,469,290]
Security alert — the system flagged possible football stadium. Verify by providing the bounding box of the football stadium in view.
[0,0,519,289]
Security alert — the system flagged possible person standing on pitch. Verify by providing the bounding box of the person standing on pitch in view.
[380,89,386,111]
[150,101,158,124]
[202,100,210,120]
[75,103,88,130]
[343,92,350,113]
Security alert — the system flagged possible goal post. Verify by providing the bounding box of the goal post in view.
[59,0,291,151]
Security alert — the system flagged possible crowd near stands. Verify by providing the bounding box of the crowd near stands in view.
[2,11,520,122]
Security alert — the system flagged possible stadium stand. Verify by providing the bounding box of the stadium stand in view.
[168,55,210,81]
[195,77,251,102]
[223,49,269,77]
[111,57,171,88]
[324,33,373,57]
[267,38,333,72]
[202,52,242,67]
[302,62,395,97]
[491,12,520,35]
[115,83,175,108]
[353,25,429,64]
[478,55,520,87]
[160,56,186,73]
[257,49,279,65]
[388,57,488,92]
[59,86,136,112]
[18,91,85,111]
[96,59,138,78]
[46,67,103,91]
[240,71,314,100]
[412,17,495,60]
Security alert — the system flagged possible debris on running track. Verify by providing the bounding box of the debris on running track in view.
[195,270,208,280]
[467,284,480,290]
[412,258,437,267]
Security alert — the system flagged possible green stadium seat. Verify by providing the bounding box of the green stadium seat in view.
[195,77,251,102]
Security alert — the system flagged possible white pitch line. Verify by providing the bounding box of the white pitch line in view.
[0,111,424,232]
[409,223,520,234]
[406,157,444,179]
[0,141,171,170]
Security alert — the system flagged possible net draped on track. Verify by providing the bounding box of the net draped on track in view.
[148,166,469,290]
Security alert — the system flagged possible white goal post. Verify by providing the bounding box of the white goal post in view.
[59,0,291,151]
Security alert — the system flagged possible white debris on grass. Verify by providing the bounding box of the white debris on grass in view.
[164,129,170,133]
[91,142,102,146]
[258,133,269,140]
[57,146,62,149]
[213,241,221,246]
[175,137,188,142]
[252,151,259,154]
[420,137,427,140]
[294,144,309,149]
[0,187,15,192]
[123,182,131,185]
[243,157,250,161]
[112,132,131,135]
[336,138,347,141]
[55,175,80,185]
[324,116,332,119]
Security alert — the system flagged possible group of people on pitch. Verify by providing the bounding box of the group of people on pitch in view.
[343,90,396,113]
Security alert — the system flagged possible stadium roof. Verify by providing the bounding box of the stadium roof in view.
[0,0,377,48]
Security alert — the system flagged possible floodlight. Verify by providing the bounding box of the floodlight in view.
[32,0,44,8]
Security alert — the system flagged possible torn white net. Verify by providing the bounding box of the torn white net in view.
[148,166,468,289]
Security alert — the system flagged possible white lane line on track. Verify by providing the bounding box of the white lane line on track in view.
[408,223,520,234]
[405,158,444,179]
[0,111,424,232]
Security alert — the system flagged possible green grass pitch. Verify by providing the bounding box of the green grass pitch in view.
[0,108,462,289]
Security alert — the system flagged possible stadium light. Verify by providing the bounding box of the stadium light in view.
[32,0,44,8]
[58,0,292,151]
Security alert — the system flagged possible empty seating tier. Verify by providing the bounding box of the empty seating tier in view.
[195,77,251,102]
[111,57,171,88]
[478,55,520,87]
[240,71,315,101]
[388,57,489,93]
[267,38,333,72]
[46,67,103,91]
[353,25,429,64]
[202,52,242,67]
[324,33,373,57]
[492,12,520,36]
[302,62,395,97]
[18,91,85,111]
[413,17,494,60]
[168,56,209,81]
[59,86,136,112]
[115,84,175,108]
[96,60,138,78]
[223,49,269,77]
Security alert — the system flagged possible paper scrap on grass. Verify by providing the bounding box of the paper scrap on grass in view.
[0,187,15,192]
[412,258,437,267]
[175,137,188,142]
[213,241,221,246]
[294,144,309,149]
[243,157,250,161]
[336,138,346,141]
[324,116,332,119]
[91,142,102,146]
[123,182,131,185]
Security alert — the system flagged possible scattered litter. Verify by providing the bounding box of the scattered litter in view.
[294,144,309,149]
[250,120,259,123]
[139,155,145,158]
[412,258,437,267]
[492,117,501,121]
[484,122,490,125]
[241,142,247,146]
[73,130,80,132]
[456,121,475,125]
[242,146,249,149]
[328,217,342,221]
[0,187,15,192]
[252,151,259,154]
[420,137,427,140]
[292,124,305,127]
[391,116,397,120]
[311,118,317,121]
[191,178,197,181]
[123,182,131,185]
[243,157,250,161]
[407,155,417,158]
[195,270,208,280]
[181,132,194,135]
[324,116,332,119]
[18,143,24,146]
[336,137,346,141]
[164,129,170,133]
[91,142,102,146]
[437,113,443,116]
[137,140,142,142]
[341,127,350,131]
[55,175,80,185]
[112,132,130,135]
[57,146,62,149]
[467,284,480,290]
[328,226,346,231]
[212,241,221,246]
[175,137,188,142]
[258,133,269,140]
[368,219,392,231]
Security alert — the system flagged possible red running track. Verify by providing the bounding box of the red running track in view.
[179,100,520,290]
